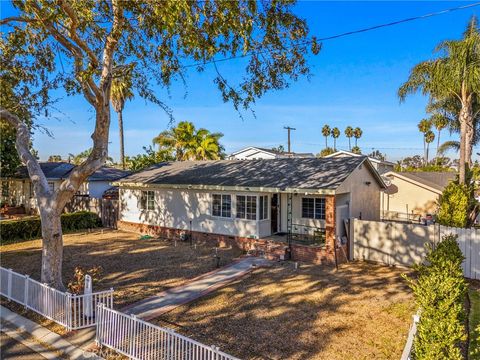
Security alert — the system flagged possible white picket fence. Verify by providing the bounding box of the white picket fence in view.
[0,267,113,330]
[96,304,240,360]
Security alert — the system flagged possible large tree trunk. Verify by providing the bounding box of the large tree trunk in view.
[118,110,125,169]
[39,204,64,289]
[459,99,473,184]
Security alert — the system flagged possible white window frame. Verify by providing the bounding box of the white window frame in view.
[140,190,155,211]
[1,181,9,197]
[236,195,257,220]
[211,194,232,218]
[259,195,268,220]
[48,182,55,192]
[301,197,326,220]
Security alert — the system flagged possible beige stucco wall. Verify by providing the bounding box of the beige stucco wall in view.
[119,187,272,239]
[336,162,382,221]
[381,175,440,216]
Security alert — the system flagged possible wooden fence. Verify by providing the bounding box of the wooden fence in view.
[0,267,114,330]
[65,197,119,229]
[351,219,480,279]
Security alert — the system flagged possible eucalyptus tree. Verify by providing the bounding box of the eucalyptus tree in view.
[110,67,134,170]
[344,126,353,150]
[331,127,340,151]
[399,16,480,184]
[321,124,330,148]
[0,0,320,288]
[353,127,363,147]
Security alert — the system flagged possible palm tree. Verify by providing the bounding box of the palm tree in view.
[153,121,224,161]
[353,127,363,147]
[321,125,330,148]
[424,130,435,164]
[430,113,449,161]
[399,16,480,184]
[331,127,340,150]
[344,126,354,150]
[418,118,432,165]
[111,70,134,169]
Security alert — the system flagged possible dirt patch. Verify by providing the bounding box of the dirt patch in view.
[154,261,415,360]
[0,229,243,308]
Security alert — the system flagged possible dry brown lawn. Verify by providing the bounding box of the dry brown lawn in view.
[0,229,243,308]
[154,261,415,360]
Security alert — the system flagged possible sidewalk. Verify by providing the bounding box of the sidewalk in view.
[0,306,101,360]
[122,256,270,320]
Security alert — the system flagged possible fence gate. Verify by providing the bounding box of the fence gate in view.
[101,199,118,229]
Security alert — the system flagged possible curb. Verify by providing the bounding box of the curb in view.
[0,305,102,359]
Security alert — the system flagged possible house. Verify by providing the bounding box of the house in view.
[115,157,386,264]
[0,162,130,213]
[324,150,395,174]
[381,171,456,222]
[228,146,314,160]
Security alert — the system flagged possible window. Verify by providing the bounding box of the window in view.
[29,183,34,198]
[140,190,155,210]
[259,195,268,220]
[48,182,55,192]
[212,194,231,218]
[236,195,257,220]
[1,182,9,197]
[302,197,326,220]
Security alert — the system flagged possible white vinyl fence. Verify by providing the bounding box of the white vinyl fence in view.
[351,219,480,279]
[0,267,113,330]
[96,305,240,360]
[400,314,420,360]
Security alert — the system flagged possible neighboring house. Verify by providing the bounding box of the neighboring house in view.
[381,171,456,222]
[116,157,385,263]
[0,162,130,213]
[228,146,314,160]
[324,150,395,174]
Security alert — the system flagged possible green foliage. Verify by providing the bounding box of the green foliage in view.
[0,211,101,244]
[404,234,467,360]
[153,121,225,161]
[0,120,21,177]
[437,180,474,228]
[469,288,480,360]
[353,127,362,147]
[351,146,361,154]
[125,146,174,171]
[318,147,335,157]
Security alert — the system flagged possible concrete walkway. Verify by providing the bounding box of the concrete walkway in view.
[123,256,269,320]
[0,306,101,360]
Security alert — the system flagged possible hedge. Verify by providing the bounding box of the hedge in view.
[0,211,102,244]
[404,234,467,360]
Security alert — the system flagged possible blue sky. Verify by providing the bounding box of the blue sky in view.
[3,1,479,162]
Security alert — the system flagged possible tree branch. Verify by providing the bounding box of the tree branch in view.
[0,108,51,199]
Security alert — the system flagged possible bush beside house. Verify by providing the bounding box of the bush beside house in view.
[0,211,101,244]
[404,234,467,359]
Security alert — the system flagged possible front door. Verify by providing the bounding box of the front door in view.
[271,194,279,234]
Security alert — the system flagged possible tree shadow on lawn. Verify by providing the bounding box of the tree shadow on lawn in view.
[156,261,414,360]
[0,229,243,307]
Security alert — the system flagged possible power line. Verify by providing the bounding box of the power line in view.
[185,2,480,69]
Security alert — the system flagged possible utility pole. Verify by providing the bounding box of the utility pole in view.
[283,126,296,153]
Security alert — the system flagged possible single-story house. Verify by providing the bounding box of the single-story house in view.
[0,162,130,213]
[115,157,386,263]
[381,171,456,222]
[325,150,395,174]
[228,146,314,160]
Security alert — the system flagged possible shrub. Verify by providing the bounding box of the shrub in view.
[318,147,335,157]
[404,234,467,360]
[0,211,101,244]
[437,182,471,228]
[67,266,102,294]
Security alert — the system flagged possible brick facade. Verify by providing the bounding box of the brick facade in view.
[118,220,347,265]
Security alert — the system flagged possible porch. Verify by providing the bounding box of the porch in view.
[263,224,326,247]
